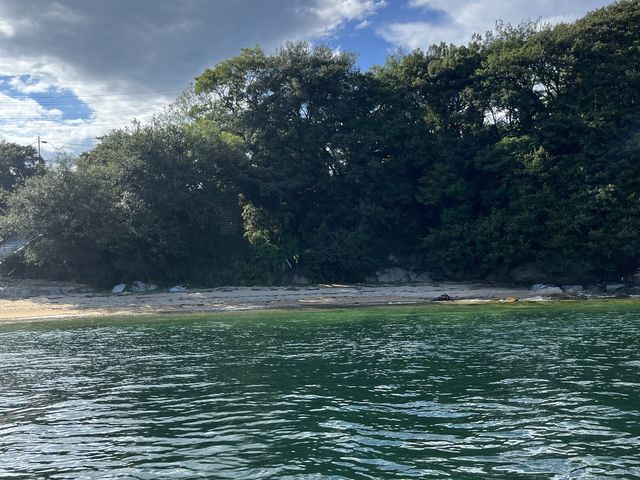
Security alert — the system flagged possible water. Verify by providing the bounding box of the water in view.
[1,302,639,479]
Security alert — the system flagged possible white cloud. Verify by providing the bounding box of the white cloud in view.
[0,92,62,121]
[0,0,385,158]
[378,21,465,50]
[0,20,15,37]
[0,55,165,157]
[379,0,614,50]
[307,0,386,35]
[8,75,58,94]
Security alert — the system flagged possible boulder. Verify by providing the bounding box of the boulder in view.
[605,283,626,294]
[131,281,158,293]
[111,283,126,294]
[434,293,453,301]
[168,285,187,293]
[530,284,563,295]
[525,295,548,302]
[561,285,584,295]
[633,272,640,286]
[376,267,410,284]
[511,263,545,283]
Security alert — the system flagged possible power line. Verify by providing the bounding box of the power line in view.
[0,88,183,102]
[0,104,174,118]
[0,112,155,120]
[0,96,180,107]
[0,106,170,118]
[1,122,138,129]
[0,121,134,126]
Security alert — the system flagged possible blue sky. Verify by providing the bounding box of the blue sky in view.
[0,0,615,158]
[0,75,92,122]
[324,1,450,69]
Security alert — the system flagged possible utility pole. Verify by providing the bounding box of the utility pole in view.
[37,136,50,160]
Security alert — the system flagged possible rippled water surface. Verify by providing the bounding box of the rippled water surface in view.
[1,302,640,479]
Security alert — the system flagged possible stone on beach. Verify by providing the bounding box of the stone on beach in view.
[530,284,564,295]
[606,283,627,293]
[131,281,158,293]
[168,285,187,293]
[561,285,584,295]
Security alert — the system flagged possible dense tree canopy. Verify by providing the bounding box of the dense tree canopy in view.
[5,123,247,285]
[2,1,639,286]
[0,141,43,212]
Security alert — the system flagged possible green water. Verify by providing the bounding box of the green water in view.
[1,302,639,479]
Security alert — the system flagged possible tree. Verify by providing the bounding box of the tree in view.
[5,123,249,286]
[194,42,433,280]
[0,141,44,212]
[5,1,640,286]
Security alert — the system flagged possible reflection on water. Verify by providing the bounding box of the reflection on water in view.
[1,305,639,478]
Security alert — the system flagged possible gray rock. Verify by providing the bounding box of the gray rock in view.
[376,267,410,284]
[561,285,584,295]
[511,263,545,283]
[434,293,453,301]
[524,295,548,302]
[633,272,640,286]
[606,283,627,294]
[530,284,563,295]
[363,276,378,284]
[111,283,126,294]
[131,281,158,293]
[168,285,187,293]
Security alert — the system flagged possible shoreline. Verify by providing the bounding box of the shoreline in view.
[1,282,637,324]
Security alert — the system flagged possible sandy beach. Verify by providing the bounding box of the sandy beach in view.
[0,282,547,323]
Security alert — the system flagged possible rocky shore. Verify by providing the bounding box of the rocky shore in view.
[1,279,639,323]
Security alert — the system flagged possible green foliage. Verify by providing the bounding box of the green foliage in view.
[5,123,247,286]
[240,196,289,284]
[194,41,427,281]
[4,1,640,285]
[5,159,126,283]
[0,141,44,215]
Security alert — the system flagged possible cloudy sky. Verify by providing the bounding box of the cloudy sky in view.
[0,0,615,158]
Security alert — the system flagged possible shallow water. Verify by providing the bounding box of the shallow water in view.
[1,303,640,479]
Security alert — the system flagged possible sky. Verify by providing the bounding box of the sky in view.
[0,0,616,158]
